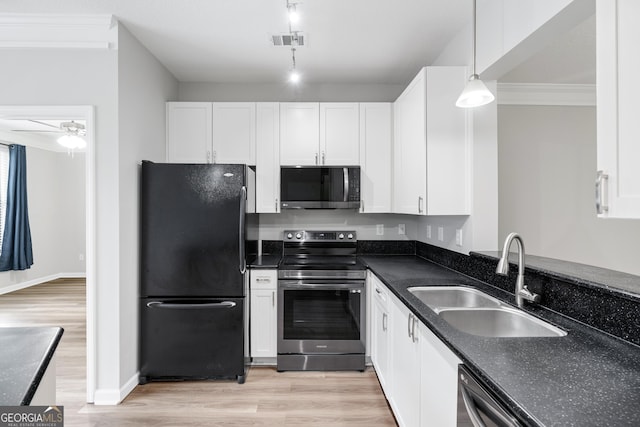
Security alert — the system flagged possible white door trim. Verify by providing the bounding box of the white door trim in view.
[0,105,96,403]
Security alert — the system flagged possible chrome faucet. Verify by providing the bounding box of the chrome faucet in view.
[495,232,540,308]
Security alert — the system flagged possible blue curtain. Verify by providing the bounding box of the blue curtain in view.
[0,145,33,271]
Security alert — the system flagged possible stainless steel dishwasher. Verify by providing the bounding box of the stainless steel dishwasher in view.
[457,365,521,427]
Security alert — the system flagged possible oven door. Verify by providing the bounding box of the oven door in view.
[278,280,366,354]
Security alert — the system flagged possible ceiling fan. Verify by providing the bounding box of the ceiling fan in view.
[11,119,87,149]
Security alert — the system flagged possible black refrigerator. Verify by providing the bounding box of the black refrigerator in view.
[139,161,250,384]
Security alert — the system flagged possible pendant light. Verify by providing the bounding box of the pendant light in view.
[456,0,495,108]
[289,47,300,84]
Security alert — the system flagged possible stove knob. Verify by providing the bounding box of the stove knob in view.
[287,233,293,239]
[295,233,302,239]
[338,233,345,239]
[347,233,354,240]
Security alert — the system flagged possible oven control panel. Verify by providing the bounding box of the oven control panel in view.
[283,230,356,242]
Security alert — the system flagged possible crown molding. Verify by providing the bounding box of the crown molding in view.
[0,13,117,49]
[497,83,596,106]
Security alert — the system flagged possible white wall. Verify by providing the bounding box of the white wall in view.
[117,25,178,394]
[498,105,640,277]
[0,147,85,294]
[178,82,405,102]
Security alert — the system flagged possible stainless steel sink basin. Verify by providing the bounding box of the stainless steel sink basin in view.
[407,286,505,312]
[438,307,567,338]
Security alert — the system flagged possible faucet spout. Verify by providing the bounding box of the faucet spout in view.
[495,233,540,308]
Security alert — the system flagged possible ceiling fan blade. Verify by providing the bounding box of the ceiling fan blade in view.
[12,129,62,133]
[29,119,61,130]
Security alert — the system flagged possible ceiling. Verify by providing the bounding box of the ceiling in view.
[0,0,473,85]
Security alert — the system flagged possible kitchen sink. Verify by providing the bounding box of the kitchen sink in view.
[438,307,567,338]
[407,286,505,312]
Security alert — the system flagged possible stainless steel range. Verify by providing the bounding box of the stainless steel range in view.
[277,230,366,371]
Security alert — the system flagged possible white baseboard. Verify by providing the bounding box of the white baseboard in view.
[93,371,139,405]
[0,272,86,295]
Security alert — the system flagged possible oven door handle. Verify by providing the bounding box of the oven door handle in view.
[279,282,364,291]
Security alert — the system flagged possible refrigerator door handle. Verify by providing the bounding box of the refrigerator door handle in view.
[146,301,237,309]
[239,185,247,274]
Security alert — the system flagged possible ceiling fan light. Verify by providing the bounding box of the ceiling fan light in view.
[456,74,495,108]
[57,134,86,150]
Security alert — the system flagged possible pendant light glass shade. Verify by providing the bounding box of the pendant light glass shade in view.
[456,74,495,108]
[456,0,495,108]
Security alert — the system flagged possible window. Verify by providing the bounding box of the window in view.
[0,144,9,252]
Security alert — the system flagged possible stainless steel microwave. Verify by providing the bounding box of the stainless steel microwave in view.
[280,166,361,209]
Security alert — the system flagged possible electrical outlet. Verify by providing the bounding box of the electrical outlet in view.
[438,227,444,242]
[455,229,463,246]
[398,224,406,235]
[376,224,384,236]
[426,225,432,239]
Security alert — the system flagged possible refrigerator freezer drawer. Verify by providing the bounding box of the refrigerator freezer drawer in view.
[139,297,245,383]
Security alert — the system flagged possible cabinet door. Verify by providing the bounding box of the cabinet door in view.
[370,275,391,393]
[256,103,280,213]
[166,102,212,163]
[212,102,256,164]
[250,289,277,358]
[389,293,421,427]
[393,69,427,215]
[360,103,392,213]
[596,0,640,218]
[320,103,360,165]
[425,67,470,215]
[250,270,277,359]
[420,322,461,427]
[279,102,320,166]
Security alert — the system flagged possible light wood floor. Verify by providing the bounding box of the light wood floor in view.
[0,279,397,426]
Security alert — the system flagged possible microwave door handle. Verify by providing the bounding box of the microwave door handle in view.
[343,168,349,202]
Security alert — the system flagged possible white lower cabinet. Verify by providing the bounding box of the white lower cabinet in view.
[249,270,277,361]
[370,273,391,391]
[419,319,461,427]
[389,292,422,427]
[370,273,461,427]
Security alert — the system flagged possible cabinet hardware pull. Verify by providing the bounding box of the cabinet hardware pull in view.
[213,150,217,164]
[596,171,609,214]
[275,198,279,211]
[322,151,326,165]
[412,317,418,343]
[272,291,275,307]
[315,152,318,165]
[206,150,211,163]
[418,196,424,214]
[407,313,413,338]
[382,313,387,331]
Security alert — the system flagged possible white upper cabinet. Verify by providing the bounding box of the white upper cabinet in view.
[280,102,360,166]
[166,102,212,164]
[596,0,640,218]
[360,103,392,213]
[255,103,280,214]
[279,102,320,166]
[393,67,470,216]
[320,103,360,165]
[166,102,256,165]
[212,102,256,164]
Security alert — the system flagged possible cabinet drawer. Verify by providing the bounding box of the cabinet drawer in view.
[250,270,277,290]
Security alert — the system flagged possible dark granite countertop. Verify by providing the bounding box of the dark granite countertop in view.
[474,251,640,298]
[247,255,281,269]
[360,255,640,427]
[0,326,64,405]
